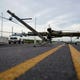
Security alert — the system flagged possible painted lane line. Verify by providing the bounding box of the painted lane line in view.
[0,45,63,80]
[69,44,80,80]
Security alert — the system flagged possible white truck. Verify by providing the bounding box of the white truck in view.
[8,33,24,44]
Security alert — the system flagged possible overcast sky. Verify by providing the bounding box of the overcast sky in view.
[0,0,80,41]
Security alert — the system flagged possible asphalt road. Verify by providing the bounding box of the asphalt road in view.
[0,43,79,80]
[0,43,61,72]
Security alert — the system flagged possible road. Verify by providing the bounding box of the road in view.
[0,42,80,80]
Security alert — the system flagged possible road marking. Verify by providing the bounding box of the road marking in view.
[0,45,63,80]
[69,44,80,80]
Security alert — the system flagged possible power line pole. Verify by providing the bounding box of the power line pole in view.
[34,17,37,46]
[1,12,3,37]
[12,26,13,35]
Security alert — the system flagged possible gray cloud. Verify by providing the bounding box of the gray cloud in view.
[0,0,80,36]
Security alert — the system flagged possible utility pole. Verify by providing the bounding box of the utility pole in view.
[49,24,50,28]
[12,26,13,35]
[70,37,72,43]
[1,12,3,37]
[34,17,36,46]
[7,10,47,41]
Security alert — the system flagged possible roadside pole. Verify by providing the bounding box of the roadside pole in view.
[1,12,3,37]
[34,17,36,46]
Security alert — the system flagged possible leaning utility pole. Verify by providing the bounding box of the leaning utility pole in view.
[7,10,47,41]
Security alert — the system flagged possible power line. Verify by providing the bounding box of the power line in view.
[0,15,23,27]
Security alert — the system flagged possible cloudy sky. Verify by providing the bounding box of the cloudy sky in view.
[0,0,80,41]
